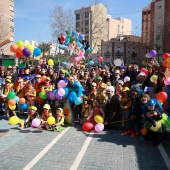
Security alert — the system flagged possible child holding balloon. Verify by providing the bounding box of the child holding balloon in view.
[24,106,39,128]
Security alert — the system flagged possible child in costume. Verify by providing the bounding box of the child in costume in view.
[120,87,132,128]
[24,106,39,128]
[80,96,91,124]
[40,104,52,129]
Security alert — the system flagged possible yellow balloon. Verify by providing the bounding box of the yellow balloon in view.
[150,75,158,82]
[16,40,24,47]
[9,105,16,110]
[167,58,170,62]
[94,115,104,124]
[48,59,54,66]
[47,116,55,125]
[26,44,34,53]
[9,116,20,125]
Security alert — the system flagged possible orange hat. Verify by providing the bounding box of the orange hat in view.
[45,77,50,81]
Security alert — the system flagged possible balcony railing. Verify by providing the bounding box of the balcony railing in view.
[104,51,111,56]
[115,51,123,56]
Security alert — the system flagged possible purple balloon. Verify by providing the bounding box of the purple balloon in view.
[58,88,65,97]
[58,80,66,88]
[95,123,104,133]
[46,91,52,99]
[56,93,62,100]
[50,93,56,100]
[32,118,41,127]
[149,50,157,57]
[22,48,30,57]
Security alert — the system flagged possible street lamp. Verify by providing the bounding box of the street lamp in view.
[1,49,4,56]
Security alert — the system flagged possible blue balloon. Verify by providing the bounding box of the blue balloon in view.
[61,62,68,66]
[89,61,94,66]
[74,80,82,88]
[14,96,19,103]
[74,97,82,105]
[65,36,70,45]
[69,92,77,101]
[85,48,91,53]
[72,31,77,35]
[33,48,42,57]
[59,44,67,50]
[20,103,28,110]
[63,87,69,96]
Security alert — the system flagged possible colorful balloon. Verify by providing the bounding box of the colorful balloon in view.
[95,123,104,132]
[26,44,34,53]
[8,99,16,106]
[33,48,42,57]
[164,78,170,85]
[32,118,41,127]
[58,88,65,97]
[19,98,26,104]
[20,103,28,110]
[58,80,66,88]
[163,53,170,60]
[150,75,158,83]
[22,48,30,57]
[9,116,20,125]
[17,46,24,56]
[7,91,16,100]
[98,56,103,61]
[82,122,94,131]
[10,44,18,53]
[39,92,46,99]
[94,115,104,124]
[74,97,82,105]
[47,116,55,125]
[9,105,16,110]
[149,50,157,57]
[69,92,77,101]
[16,40,24,47]
[156,92,167,103]
[48,59,54,66]
[124,76,130,82]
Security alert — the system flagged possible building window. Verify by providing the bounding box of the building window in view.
[10,5,14,12]
[117,47,121,52]
[76,22,80,28]
[86,36,89,41]
[76,14,80,20]
[10,26,14,32]
[81,28,83,32]
[143,11,146,15]
[76,29,80,32]
[85,20,89,26]
[85,12,89,18]
[157,5,162,9]
[85,28,89,34]
[148,11,150,14]
[10,15,14,22]
[81,13,84,19]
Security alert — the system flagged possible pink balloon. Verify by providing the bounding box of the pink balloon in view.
[58,80,66,88]
[98,56,103,61]
[74,57,80,62]
[58,88,65,97]
[95,123,104,133]
[164,78,170,85]
[124,76,130,82]
[32,118,41,127]
[50,93,56,100]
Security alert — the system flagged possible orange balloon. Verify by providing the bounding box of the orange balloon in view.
[162,60,168,67]
[8,99,16,106]
[41,75,46,82]
[16,46,24,56]
[19,98,26,104]
[165,70,170,78]
[10,44,18,53]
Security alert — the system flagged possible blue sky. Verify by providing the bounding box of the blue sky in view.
[14,0,151,43]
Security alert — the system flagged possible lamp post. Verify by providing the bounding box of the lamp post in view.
[97,44,102,65]
[1,49,4,57]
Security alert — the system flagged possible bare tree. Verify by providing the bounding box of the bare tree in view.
[49,5,75,41]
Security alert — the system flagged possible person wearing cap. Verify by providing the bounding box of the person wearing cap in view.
[88,82,98,105]
[124,85,142,136]
[41,77,53,92]
[7,65,12,71]
[80,96,91,124]
[115,79,124,101]
[25,82,36,111]
[104,86,120,126]
[40,104,52,129]
[112,69,123,86]
[120,87,132,128]
[3,78,16,119]
[24,106,39,128]
[15,78,25,117]
[96,76,103,89]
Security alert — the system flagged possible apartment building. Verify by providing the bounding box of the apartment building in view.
[142,0,170,62]
[0,0,14,55]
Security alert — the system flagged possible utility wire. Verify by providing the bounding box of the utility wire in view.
[110,10,141,16]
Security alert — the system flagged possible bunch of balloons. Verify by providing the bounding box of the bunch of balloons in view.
[161,113,170,129]
[7,91,17,110]
[58,30,91,63]
[162,53,170,69]
[19,97,27,110]
[10,40,42,58]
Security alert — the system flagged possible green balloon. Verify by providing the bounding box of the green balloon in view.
[39,92,47,99]
[70,36,75,41]
[65,71,70,76]
[8,91,16,100]
[66,30,70,36]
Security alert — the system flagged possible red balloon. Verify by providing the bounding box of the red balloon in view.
[82,122,94,131]
[163,53,170,60]
[60,34,66,42]
[140,68,149,76]
[156,92,167,103]
[16,52,23,58]
[98,56,103,61]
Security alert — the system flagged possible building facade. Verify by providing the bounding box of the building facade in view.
[142,0,170,63]
[0,0,14,55]
[74,3,107,55]
[101,35,147,68]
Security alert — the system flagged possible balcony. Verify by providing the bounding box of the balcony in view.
[115,51,123,56]
[104,51,111,56]
[131,52,137,58]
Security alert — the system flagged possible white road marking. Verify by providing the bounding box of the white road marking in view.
[158,143,170,170]
[23,127,70,170]
[70,132,94,170]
